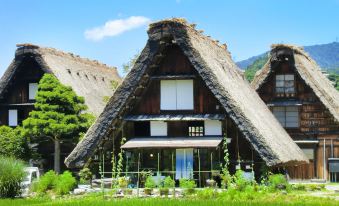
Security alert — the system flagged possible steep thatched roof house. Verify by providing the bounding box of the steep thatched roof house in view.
[0,44,121,170]
[252,44,339,181]
[65,19,307,185]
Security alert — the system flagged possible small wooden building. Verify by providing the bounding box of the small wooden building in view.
[0,44,121,170]
[65,19,307,186]
[252,44,339,181]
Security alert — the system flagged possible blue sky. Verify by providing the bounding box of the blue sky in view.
[0,0,338,76]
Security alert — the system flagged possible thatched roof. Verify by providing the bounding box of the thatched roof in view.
[65,18,308,168]
[252,44,339,122]
[0,44,121,116]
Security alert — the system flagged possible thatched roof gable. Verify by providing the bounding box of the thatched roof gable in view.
[0,44,121,116]
[65,19,307,168]
[252,44,339,122]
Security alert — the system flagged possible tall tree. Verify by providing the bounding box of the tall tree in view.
[23,74,94,173]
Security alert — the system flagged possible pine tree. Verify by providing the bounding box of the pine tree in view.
[23,74,94,173]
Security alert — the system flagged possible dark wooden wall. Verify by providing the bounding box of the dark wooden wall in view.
[131,46,223,115]
[0,57,44,126]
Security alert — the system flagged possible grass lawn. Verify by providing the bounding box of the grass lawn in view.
[0,195,338,206]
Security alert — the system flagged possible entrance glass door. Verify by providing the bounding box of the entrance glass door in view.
[175,148,193,179]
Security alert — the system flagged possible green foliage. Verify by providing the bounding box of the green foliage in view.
[122,53,139,74]
[163,176,175,188]
[244,54,269,82]
[220,134,231,188]
[179,178,196,189]
[267,174,289,191]
[79,168,92,184]
[32,170,76,195]
[145,176,156,189]
[23,74,94,172]
[33,170,58,193]
[0,156,26,198]
[118,177,129,188]
[0,126,30,160]
[116,137,126,178]
[23,74,94,141]
[326,69,339,91]
[54,171,77,195]
[231,170,252,191]
[196,188,218,199]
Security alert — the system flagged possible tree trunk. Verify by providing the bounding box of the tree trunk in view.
[54,138,61,174]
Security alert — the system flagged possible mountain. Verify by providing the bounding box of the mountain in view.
[237,42,339,70]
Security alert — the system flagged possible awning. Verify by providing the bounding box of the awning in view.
[294,140,319,144]
[124,114,226,121]
[121,137,223,149]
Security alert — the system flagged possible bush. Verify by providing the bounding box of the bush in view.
[145,176,156,189]
[268,174,289,191]
[292,184,306,191]
[118,177,129,189]
[33,170,58,193]
[232,170,252,191]
[79,168,92,184]
[179,179,196,195]
[196,188,218,199]
[0,156,26,198]
[0,126,30,160]
[54,171,76,195]
[163,176,175,188]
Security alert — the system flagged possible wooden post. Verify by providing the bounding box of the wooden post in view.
[323,139,326,181]
[198,149,201,187]
[157,152,160,175]
[210,151,213,179]
[137,152,140,197]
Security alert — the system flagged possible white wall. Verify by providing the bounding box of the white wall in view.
[8,110,18,126]
[150,121,167,136]
[176,80,193,110]
[204,120,222,136]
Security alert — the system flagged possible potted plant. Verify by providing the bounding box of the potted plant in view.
[179,178,196,195]
[160,176,175,196]
[144,175,156,195]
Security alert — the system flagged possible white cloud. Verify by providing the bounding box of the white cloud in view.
[85,16,151,41]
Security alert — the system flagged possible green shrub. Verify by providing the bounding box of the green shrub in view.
[179,178,196,195]
[0,156,26,198]
[292,184,306,191]
[33,170,58,193]
[79,168,92,184]
[54,171,76,195]
[0,126,30,160]
[145,176,156,189]
[163,176,175,188]
[118,177,129,188]
[307,184,324,191]
[196,188,218,199]
[232,170,251,191]
[268,174,289,191]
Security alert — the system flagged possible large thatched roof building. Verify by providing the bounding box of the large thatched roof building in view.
[251,44,339,181]
[65,18,307,176]
[0,44,121,117]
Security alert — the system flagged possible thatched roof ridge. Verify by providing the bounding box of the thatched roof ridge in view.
[65,19,307,168]
[0,43,121,116]
[252,44,339,122]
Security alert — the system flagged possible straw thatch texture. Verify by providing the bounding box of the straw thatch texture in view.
[0,44,121,116]
[252,44,339,122]
[65,19,308,168]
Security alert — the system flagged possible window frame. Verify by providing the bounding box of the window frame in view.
[272,106,299,128]
[275,74,295,94]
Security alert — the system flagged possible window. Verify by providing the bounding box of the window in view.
[276,74,295,94]
[272,106,299,128]
[301,148,314,160]
[28,83,38,100]
[150,121,167,136]
[204,120,222,136]
[188,122,204,136]
[160,80,193,110]
[8,110,18,126]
